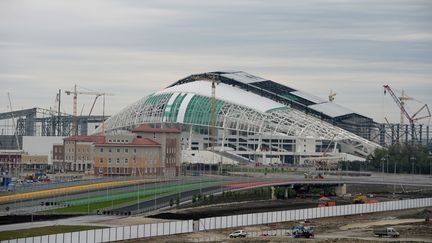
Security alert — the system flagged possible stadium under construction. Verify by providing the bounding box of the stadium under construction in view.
[1,71,431,165]
[99,71,431,165]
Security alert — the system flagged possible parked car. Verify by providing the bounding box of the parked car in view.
[229,230,247,238]
[6,182,15,192]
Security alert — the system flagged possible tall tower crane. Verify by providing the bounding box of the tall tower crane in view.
[65,84,114,136]
[383,85,431,142]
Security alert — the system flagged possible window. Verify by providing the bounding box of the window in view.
[100,148,103,153]
[109,148,112,153]
[108,158,112,164]
[117,148,120,153]
[125,158,128,164]
[116,158,120,164]
[100,158,103,163]
[108,167,112,173]
[125,148,128,153]
[134,149,137,153]
[116,167,120,173]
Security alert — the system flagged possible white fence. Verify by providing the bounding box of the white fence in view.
[2,198,431,242]
[198,197,432,231]
[1,220,193,243]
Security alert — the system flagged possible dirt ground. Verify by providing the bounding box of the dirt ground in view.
[150,197,352,220]
[127,208,432,242]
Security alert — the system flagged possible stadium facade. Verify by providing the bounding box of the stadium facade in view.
[99,71,381,165]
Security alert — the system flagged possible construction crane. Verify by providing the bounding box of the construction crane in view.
[383,85,431,142]
[7,92,20,150]
[65,84,114,136]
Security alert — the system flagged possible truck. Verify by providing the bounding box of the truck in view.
[291,225,314,238]
[373,227,399,238]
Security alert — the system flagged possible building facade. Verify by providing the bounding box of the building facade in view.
[63,136,104,173]
[63,125,181,176]
[93,134,161,176]
[52,144,65,171]
[131,125,181,176]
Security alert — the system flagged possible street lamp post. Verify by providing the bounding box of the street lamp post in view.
[428,152,432,178]
[410,156,416,176]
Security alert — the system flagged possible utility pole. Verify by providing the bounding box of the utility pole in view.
[57,89,61,136]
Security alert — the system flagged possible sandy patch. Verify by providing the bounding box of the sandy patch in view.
[340,218,424,230]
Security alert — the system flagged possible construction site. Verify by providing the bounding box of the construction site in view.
[0,71,431,171]
[0,71,431,243]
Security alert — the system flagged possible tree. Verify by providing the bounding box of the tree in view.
[340,144,431,174]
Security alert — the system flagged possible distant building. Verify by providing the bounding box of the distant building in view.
[52,144,65,171]
[63,124,181,176]
[21,154,49,171]
[63,136,104,173]
[93,134,161,176]
[0,150,23,174]
[131,124,181,177]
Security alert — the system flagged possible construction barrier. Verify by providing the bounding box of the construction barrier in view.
[1,197,431,242]
[198,197,432,231]
[1,220,193,243]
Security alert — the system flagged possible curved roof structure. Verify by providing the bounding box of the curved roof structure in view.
[101,71,380,157]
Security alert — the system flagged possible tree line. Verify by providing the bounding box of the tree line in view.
[339,144,431,175]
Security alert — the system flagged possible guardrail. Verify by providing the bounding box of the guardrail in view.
[1,197,431,243]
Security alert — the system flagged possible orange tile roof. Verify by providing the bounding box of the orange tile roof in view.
[94,137,160,146]
[64,136,105,143]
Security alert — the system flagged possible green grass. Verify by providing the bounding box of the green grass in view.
[0,225,107,241]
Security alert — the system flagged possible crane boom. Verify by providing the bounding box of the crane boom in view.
[383,85,413,124]
[65,84,114,136]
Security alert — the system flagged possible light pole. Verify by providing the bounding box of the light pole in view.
[386,155,389,174]
[428,152,432,178]
[410,156,416,176]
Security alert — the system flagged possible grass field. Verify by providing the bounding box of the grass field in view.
[0,225,107,241]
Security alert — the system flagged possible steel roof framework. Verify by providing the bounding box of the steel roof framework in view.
[101,92,380,157]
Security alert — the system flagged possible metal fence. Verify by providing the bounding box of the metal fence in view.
[1,220,193,243]
[198,197,432,231]
[2,197,431,243]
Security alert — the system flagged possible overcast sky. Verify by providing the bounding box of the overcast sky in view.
[1,0,431,124]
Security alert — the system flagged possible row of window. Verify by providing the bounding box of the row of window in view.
[65,156,90,161]
[166,147,176,154]
[67,148,90,153]
[108,139,130,143]
[100,148,136,153]
[99,157,133,164]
